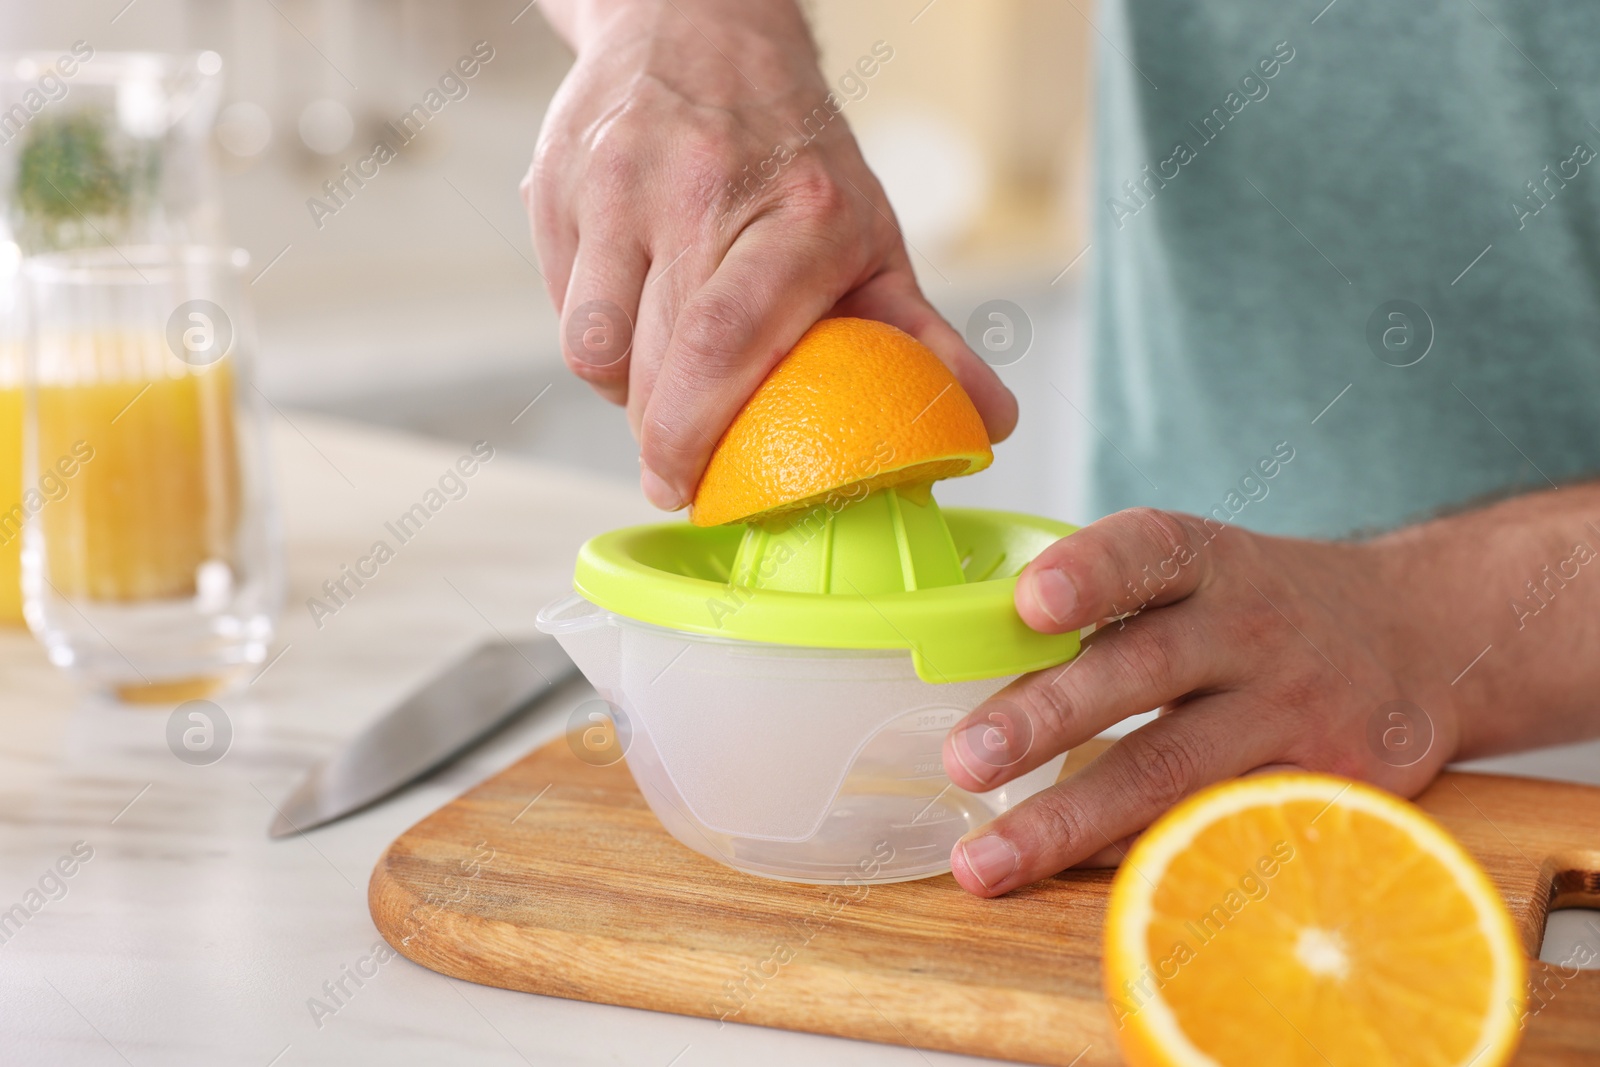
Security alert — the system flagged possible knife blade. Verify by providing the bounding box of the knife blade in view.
[269,635,578,837]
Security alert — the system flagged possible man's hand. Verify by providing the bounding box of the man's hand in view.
[942,494,1600,897]
[527,0,1016,510]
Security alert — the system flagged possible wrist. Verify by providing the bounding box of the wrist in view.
[571,0,816,66]
[1361,515,1507,761]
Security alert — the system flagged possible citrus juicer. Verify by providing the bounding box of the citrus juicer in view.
[537,482,1081,884]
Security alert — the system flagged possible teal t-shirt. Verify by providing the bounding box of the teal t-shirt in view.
[1085,1,1600,537]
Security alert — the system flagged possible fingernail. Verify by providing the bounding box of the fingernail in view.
[640,465,684,511]
[1027,569,1077,626]
[959,834,1020,890]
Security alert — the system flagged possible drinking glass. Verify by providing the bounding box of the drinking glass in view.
[21,245,281,702]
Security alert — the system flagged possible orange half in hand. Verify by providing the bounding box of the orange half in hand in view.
[1104,774,1526,1067]
[689,318,992,527]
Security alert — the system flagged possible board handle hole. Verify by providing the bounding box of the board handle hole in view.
[1535,857,1600,969]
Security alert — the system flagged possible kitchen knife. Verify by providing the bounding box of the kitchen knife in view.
[269,635,578,837]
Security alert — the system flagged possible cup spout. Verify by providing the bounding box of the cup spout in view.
[535,592,621,696]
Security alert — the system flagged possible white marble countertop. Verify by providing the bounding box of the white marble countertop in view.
[2,415,1596,1067]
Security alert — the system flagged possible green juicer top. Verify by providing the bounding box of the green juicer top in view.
[573,485,1080,683]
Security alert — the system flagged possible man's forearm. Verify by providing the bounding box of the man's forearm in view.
[1376,482,1600,758]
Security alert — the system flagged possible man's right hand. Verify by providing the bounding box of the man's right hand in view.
[526,0,1016,510]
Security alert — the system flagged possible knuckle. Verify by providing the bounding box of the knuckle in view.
[640,410,704,468]
[1102,622,1181,698]
[1014,679,1078,742]
[1030,787,1097,854]
[674,118,749,205]
[588,124,646,190]
[680,123,742,174]
[1121,507,1193,565]
[1122,729,1206,810]
[778,165,851,219]
[673,294,757,376]
[562,298,634,374]
[664,92,740,159]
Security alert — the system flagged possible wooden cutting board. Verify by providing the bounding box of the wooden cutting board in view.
[369,736,1600,1066]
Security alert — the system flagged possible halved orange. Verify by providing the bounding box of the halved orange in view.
[1104,774,1526,1067]
[689,318,991,527]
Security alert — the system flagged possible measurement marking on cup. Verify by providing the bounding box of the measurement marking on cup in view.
[902,785,954,829]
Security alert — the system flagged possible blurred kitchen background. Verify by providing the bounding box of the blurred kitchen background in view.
[2,0,1093,520]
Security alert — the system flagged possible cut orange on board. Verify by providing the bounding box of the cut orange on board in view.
[690,317,991,527]
[1103,774,1526,1067]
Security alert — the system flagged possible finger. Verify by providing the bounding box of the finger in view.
[639,218,860,510]
[942,600,1241,792]
[832,265,1018,443]
[521,154,577,312]
[1015,508,1222,635]
[626,240,715,441]
[1072,832,1140,869]
[949,698,1285,896]
[1069,761,1311,867]
[560,232,649,406]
